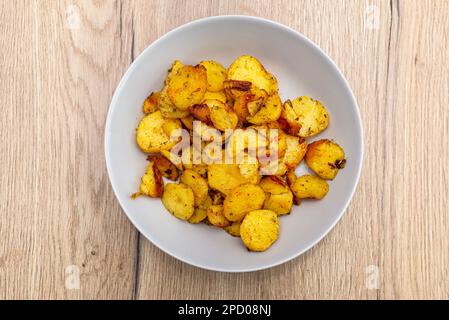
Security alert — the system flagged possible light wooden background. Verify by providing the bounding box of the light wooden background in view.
[1,0,448,300]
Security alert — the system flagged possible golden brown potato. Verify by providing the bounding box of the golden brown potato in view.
[259,176,289,194]
[283,135,307,169]
[290,174,329,200]
[223,184,265,222]
[291,96,329,137]
[142,91,160,114]
[188,196,212,224]
[161,118,182,138]
[158,86,190,118]
[207,99,239,131]
[180,169,209,206]
[132,161,164,198]
[227,55,278,95]
[167,65,207,110]
[165,60,184,85]
[247,94,282,125]
[136,111,180,153]
[240,210,279,252]
[259,176,293,215]
[208,164,260,195]
[147,154,179,181]
[199,60,227,92]
[224,221,241,237]
[279,99,301,136]
[223,80,252,99]
[232,93,253,123]
[202,91,227,103]
[161,183,195,220]
[189,103,212,125]
[207,204,230,227]
[305,139,346,180]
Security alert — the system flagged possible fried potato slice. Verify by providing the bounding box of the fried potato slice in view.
[162,183,195,220]
[279,99,301,136]
[259,176,289,194]
[305,139,346,180]
[247,94,282,125]
[259,176,293,215]
[142,91,160,114]
[283,135,307,169]
[147,154,179,181]
[227,55,278,95]
[202,91,227,103]
[291,96,329,137]
[188,196,212,224]
[240,210,279,252]
[207,204,230,227]
[136,110,180,153]
[189,103,212,125]
[224,221,241,237]
[167,65,207,110]
[180,169,209,206]
[161,118,182,138]
[232,93,253,123]
[158,86,190,118]
[290,174,329,200]
[223,184,265,222]
[165,60,184,85]
[207,99,238,131]
[208,164,260,195]
[223,80,252,99]
[132,161,163,198]
[199,60,227,92]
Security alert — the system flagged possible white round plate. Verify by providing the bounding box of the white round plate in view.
[105,16,363,272]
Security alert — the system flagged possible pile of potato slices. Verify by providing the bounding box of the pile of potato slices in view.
[132,55,346,252]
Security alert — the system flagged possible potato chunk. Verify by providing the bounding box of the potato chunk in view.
[208,164,260,195]
[147,154,179,181]
[202,91,227,103]
[246,94,282,125]
[223,184,265,222]
[132,161,163,198]
[158,85,190,118]
[142,91,160,114]
[167,65,207,110]
[162,183,195,220]
[224,221,241,237]
[199,60,227,92]
[259,177,293,215]
[136,111,180,153]
[188,196,212,224]
[227,55,278,95]
[283,135,307,169]
[305,139,346,180]
[290,174,329,200]
[240,210,279,252]
[180,169,209,206]
[207,204,230,227]
[207,99,238,131]
[291,96,329,137]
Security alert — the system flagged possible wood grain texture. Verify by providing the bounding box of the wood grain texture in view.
[0,0,448,299]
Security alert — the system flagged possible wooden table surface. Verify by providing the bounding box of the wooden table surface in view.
[1,0,448,300]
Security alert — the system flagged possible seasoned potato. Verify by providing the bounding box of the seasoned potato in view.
[202,91,227,103]
[180,169,209,206]
[199,60,227,92]
[161,118,182,138]
[158,86,190,118]
[240,210,279,252]
[228,55,278,95]
[189,103,213,125]
[223,184,265,222]
[208,164,260,195]
[259,176,289,194]
[207,204,230,227]
[305,139,346,180]
[291,96,329,137]
[224,221,241,237]
[165,60,184,85]
[283,135,307,168]
[232,93,252,123]
[207,99,238,131]
[247,94,282,125]
[147,154,179,181]
[136,111,180,153]
[188,196,212,224]
[286,169,300,204]
[132,161,163,198]
[167,65,207,110]
[142,91,160,114]
[162,183,195,220]
[263,192,293,215]
[279,99,301,136]
[223,80,252,99]
[290,174,329,200]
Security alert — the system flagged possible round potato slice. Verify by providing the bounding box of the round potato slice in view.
[224,221,241,237]
[207,204,230,227]
[180,169,209,206]
[290,174,329,200]
[142,91,160,114]
[167,65,207,110]
[305,139,346,180]
[240,210,279,252]
[227,55,278,95]
[162,183,195,220]
[159,86,190,119]
[188,196,212,224]
[202,91,227,103]
[199,60,227,92]
[208,164,260,196]
[246,94,282,125]
[263,192,293,215]
[136,110,180,153]
[207,99,238,131]
[223,184,265,222]
[291,96,329,137]
[283,135,307,169]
